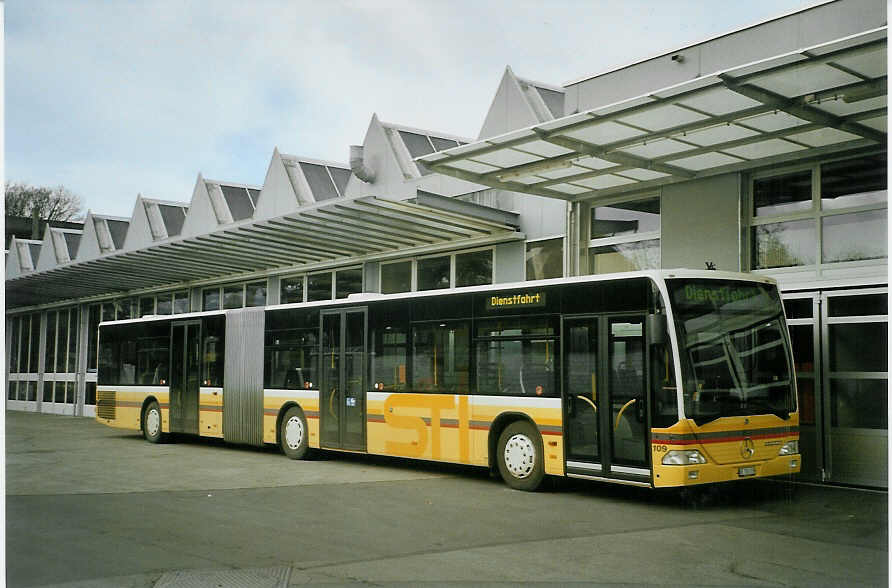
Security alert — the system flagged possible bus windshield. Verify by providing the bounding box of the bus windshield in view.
[668,279,795,426]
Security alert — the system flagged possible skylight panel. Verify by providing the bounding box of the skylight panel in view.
[27,243,40,267]
[106,220,129,250]
[247,188,261,207]
[430,136,460,151]
[299,162,339,201]
[329,167,350,196]
[63,233,81,259]
[535,86,565,119]
[220,185,255,221]
[157,204,187,237]
[399,131,436,158]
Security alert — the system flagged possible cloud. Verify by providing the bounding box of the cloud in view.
[6,0,814,217]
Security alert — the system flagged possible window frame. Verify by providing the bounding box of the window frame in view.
[524,235,566,281]
[747,154,888,273]
[378,247,496,294]
[585,193,662,275]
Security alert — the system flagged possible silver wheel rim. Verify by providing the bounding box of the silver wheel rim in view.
[146,408,160,437]
[284,415,304,450]
[504,433,536,479]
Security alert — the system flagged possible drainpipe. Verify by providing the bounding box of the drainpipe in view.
[350,145,376,184]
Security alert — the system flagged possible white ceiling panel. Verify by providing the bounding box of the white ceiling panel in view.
[786,128,862,147]
[514,140,576,158]
[619,138,696,158]
[538,165,599,179]
[572,175,638,190]
[723,138,806,159]
[472,149,542,168]
[574,156,620,170]
[811,95,886,117]
[561,121,646,145]
[666,152,746,170]
[739,111,810,132]
[674,87,763,115]
[858,115,887,132]
[746,62,861,98]
[616,168,671,181]
[534,112,592,132]
[682,124,761,146]
[831,46,887,78]
[549,183,591,195]
[446,159,502,174]
[617,104,709,131]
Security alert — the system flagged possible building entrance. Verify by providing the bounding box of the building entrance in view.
[784,288,887,488]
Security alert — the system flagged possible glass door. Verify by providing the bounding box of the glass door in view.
[320,308,367,451]
[563,314,649,480]
[822,289,888,487]
[563,317,601,472]
[782,293,822,482]
[607,317,648,472]
[169,321,201,434]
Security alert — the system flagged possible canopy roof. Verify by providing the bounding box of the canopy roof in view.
[6,196,519,309]
[419,28,887,201]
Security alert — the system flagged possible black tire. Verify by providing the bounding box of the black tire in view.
[279,406,309,460]
[142,400,164,444]
[496,420,545,491]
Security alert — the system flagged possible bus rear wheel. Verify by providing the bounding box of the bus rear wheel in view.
[280,406,309,460]
[497,421,545,491]
[142,401,164,444]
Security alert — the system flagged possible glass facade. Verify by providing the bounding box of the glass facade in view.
[526,238,563,280]
[381,261,412,294]
[751,154,887,271]
[280,276,304,304]
[588,197,660,275]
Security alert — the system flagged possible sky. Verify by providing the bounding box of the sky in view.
[6,0,819,218]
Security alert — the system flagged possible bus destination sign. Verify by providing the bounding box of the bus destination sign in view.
[678,284,760,306]
[486,291,546,310]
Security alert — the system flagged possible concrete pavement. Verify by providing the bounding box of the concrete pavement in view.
[5,411,888,587]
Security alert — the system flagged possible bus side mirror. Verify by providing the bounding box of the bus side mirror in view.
[646,313,667,346]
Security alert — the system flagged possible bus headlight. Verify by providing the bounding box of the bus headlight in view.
[778,440,798,456]
[662,450,707,465]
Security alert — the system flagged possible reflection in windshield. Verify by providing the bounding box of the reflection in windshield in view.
[669,279,796,425]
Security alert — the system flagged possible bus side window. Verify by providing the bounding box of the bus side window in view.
[412,322,470,394]
[475,318,558,397]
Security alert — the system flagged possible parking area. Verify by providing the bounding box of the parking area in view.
[5,411,888,587]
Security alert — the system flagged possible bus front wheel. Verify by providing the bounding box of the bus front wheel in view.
[142,401,164,444]
[279,406,309,460]
[497,421,545,491]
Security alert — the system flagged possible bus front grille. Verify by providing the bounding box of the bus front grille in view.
[97,391,116,420]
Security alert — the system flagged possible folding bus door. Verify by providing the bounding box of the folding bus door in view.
[169,321,201,435]
[320,308,367,451]
[563,314,649,483]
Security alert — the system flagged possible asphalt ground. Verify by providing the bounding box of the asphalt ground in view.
[5,411,889,587]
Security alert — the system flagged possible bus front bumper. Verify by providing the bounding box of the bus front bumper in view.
[653,454,801,487]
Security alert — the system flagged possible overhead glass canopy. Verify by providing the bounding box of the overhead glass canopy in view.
[419,28,887,201]
[6,196,519,308]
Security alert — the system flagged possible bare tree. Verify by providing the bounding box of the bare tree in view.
[5,182,84,222]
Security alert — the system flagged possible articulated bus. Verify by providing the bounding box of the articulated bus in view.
[96,270,800,491]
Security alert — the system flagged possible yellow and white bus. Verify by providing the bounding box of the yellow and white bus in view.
[96,269,800,491]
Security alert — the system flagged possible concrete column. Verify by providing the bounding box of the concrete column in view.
[76,305,89,417]
[267,276,281,305]
[191,287,203,312]
[36,312,47,413]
